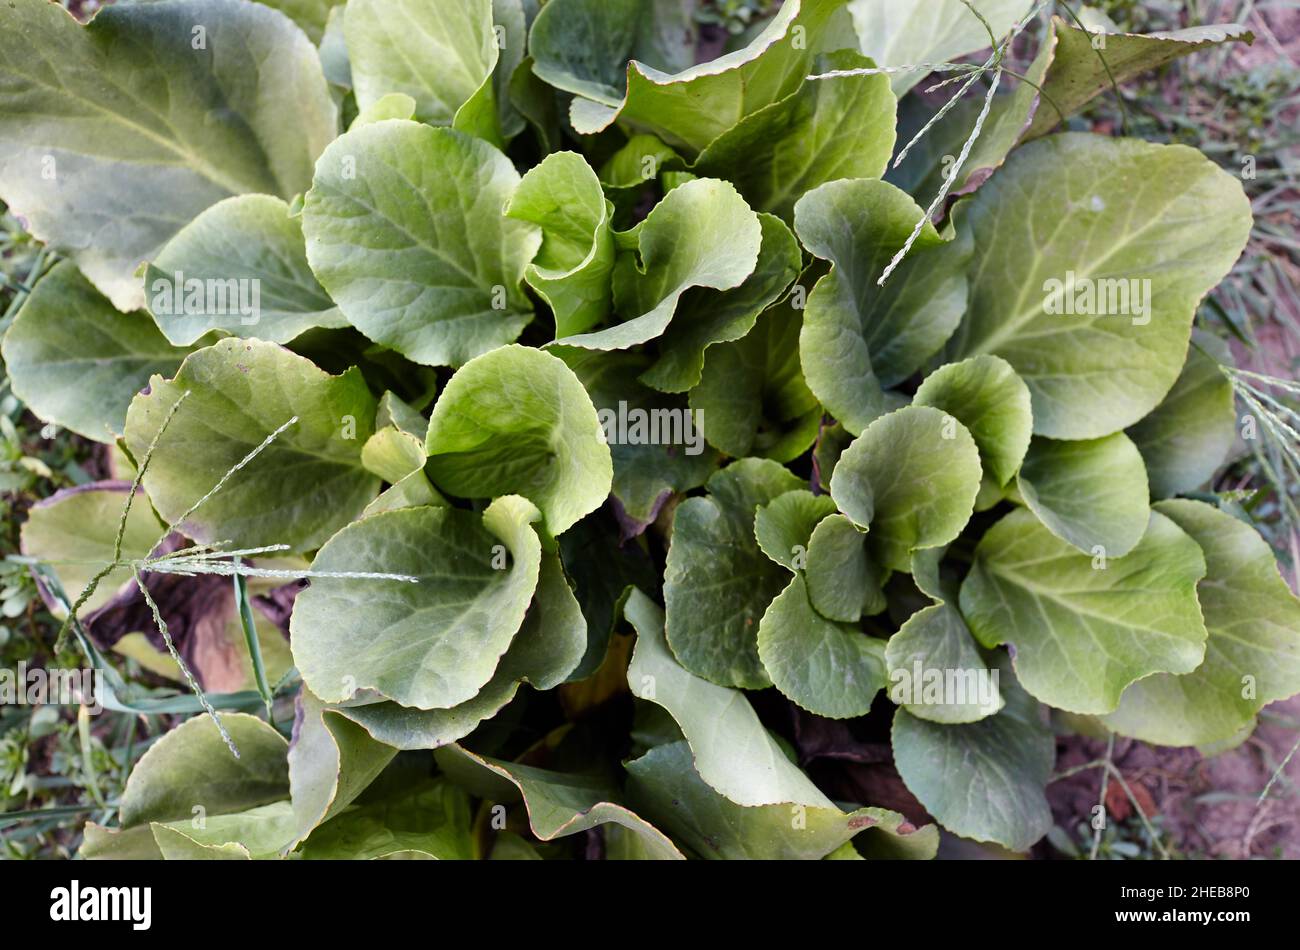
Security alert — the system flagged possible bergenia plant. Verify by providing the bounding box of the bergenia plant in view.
[0,0,1292,860]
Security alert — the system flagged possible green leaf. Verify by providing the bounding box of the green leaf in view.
[259,0,347,44]
[552,178,762,351]
[1126,334,1236,498]
[559,514,661,679]
[332,550,586,749]
[804,513,886,620]
[641,213,801,394]
[793,178,971,433]
[1017,432,1150,557]
[550,0,845,151]
[754,490,838,571]
[959,507,1208,714]
[119,713,289,829]
[886,35,1053,201]
[848,0,1035,94]
[424,345,613,536]
[145,195,346,345]
[757,574,888,718]
[124,338,380,552]
[1102,500,1300,746]
[689,301,822,462]
[2,262,193,443]
[913,355,1032,487]
[626,741,934,859]
[625,589,834,807]
[291,496,543,710]
[0,0,336,310]
[1022,19,1255,141]
[829,405,982,571]
[528,0,696,105]
[558,348,717,531]
[435,744,684,858]
[287,689,396,851]
[301,121,541,367]
[892,664,1054,853]
[152,801,298,860]
[376,391,428,438]
[664,459,806,687]
[885,603,1003,724]
[20,481,163,617]
[506,152,615,338]
[344,0,502,137]
[300,777,475,859]
[361,427,426,483]
[693,49,896,220]
[944,133,1253,439]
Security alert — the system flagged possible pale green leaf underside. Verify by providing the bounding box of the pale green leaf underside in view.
[626,589,833,808]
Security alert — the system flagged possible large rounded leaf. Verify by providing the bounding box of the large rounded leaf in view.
[1016,432,1151,558]
[793,178,972,433]
[424,345,613,536]
[333,550,586,749]
[1126,334,1236,498]
[757,575,888,719]
[959,508,1208,714]
[301,121,541,367]
[119,714,289,829]
[292,497,543,710]
[145,195,346,345]
[892,664,1054,853]
[913,355,1033,487]
[345,0,499,129]
[944,133,1252,439]
[829,406,982,571]
[1103,500,1300,746]
[0,0,336,311]
[124,339,380,552]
